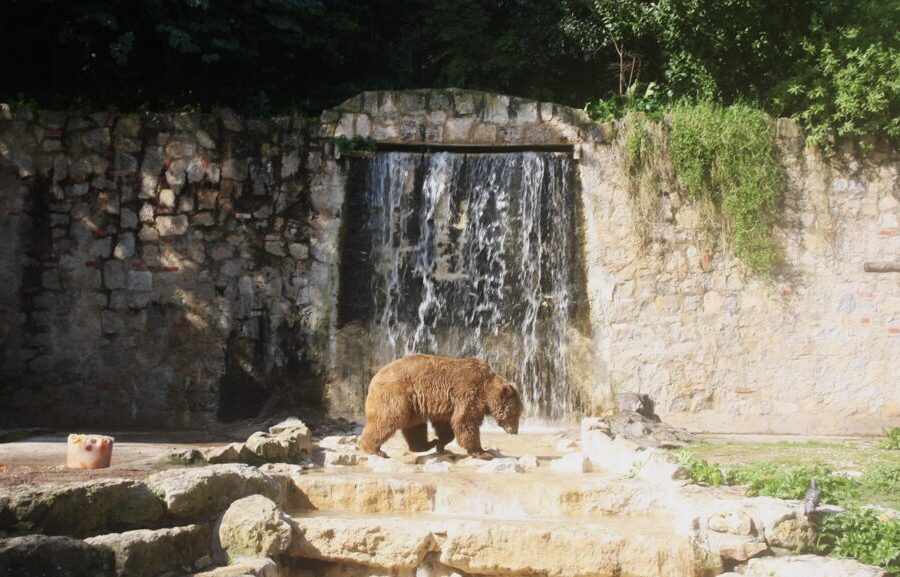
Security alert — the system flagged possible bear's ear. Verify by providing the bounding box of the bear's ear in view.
[502,384,517,400]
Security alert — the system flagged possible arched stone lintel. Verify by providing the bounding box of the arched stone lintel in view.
[320,88,615,147]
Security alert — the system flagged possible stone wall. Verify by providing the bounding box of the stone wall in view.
[0,108,340,428]
[1,89,897,433]
[320,89,899,435]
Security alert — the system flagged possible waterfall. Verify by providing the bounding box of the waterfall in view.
[338,151,589,420]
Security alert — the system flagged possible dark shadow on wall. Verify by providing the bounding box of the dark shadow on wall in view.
[216,332,272,422]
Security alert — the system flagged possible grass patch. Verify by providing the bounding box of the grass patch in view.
[674,442,900,573]
[668,101,785,274]
[619,102,786,274]
[879,427,900,450]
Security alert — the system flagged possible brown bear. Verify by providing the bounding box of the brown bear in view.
[357,354,523,460]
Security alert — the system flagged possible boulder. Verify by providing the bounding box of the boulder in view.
[581,419,685,481]
[0,479,165,537]
[0,534,116,577]
[704,531,768,562]
[147,464,280,520]
[323,450,360,467]
[216,495,292,561]
[609,411,697,449]
[245,420,312,463]
[201,443,244,464]
[743,555,887,577]
[85,524,210,577]
[615,393,658,420]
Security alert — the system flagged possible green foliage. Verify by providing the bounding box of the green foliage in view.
[879,427,900,450]
[620,111,673,245]
[584,82,671,123]
[673,450,726,486]
[334,135,376,157]
[668,101,785,273]
[815,508,900,572]
[727,463,860,505]
[562,0,900,144]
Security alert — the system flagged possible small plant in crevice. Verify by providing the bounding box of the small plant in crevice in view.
[673,450,725,486]
[620,111,676,246]
[334,135,377,158]
[815,508,900,573]
[668,101,786,275]
[879,427,900,450]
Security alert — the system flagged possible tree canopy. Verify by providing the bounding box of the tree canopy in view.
[1,0,897,140]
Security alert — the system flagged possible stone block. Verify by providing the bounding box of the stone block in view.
[147,464,280,520]
[156,214,189,236]
[0,535,116,577]
[127,270,153,292]
[0,479,165,537]
[85,524,210,577]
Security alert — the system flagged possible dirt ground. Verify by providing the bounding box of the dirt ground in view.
[0,425,575,487]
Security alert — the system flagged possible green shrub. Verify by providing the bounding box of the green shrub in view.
[673,450,726,486]
[879,427,900,450]
[727,463,860,506]
[334,135,377,157]
[668,101,785,274]
[816,508,900,572]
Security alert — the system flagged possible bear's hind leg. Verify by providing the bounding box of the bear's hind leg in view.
[431,420,455,453]
[401,423,435,453]
[358,419,395,457]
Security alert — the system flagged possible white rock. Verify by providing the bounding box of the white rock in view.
[323,451,360,468]
[423,461,452,473]
[550,453,590,473]
[367,455,416,473]
[477,458,523,473]
[317,435,358,451]
[744,554,887,577]
[555,438,578,453]
[517,455,539,471]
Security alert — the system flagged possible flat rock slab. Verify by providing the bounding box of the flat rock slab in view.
[285,513,699,577]
[290,473,435,514]
[743,555,887,577]
[0,478,165,537]
[86,523,210,577]
[147,464,280,520]
[0,534,116,577]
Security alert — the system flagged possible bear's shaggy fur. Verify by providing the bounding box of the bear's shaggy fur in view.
[357,354,523,459]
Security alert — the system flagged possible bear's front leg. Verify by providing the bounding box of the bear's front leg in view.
[358,420,394,458]
[453,418,492,460]
[431,420,455,453]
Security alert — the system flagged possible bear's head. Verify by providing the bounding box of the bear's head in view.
[486,376,523,435]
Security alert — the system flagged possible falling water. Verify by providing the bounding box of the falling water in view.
[338,151,589,419]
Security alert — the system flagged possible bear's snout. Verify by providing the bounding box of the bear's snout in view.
[502,422,519,435]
